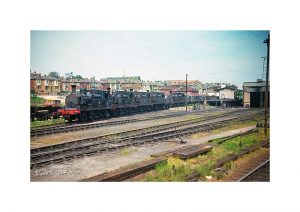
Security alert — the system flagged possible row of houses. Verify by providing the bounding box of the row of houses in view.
[30,72,269,108]
[30,72,206,96]
[30,72,245,101]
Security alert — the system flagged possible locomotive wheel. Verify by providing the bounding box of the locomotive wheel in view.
[79,112,87,122]
[98,112,104,119]
[112,109,119,117]
[88,112,95,121]
[104,110,111,117]
[114,110,119,117]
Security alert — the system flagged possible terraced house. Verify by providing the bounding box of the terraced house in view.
[100,76,143,91]
[30,73,61,95]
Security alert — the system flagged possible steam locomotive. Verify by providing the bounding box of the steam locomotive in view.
[58,88,204,122]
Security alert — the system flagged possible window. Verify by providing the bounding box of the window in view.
[36,79,41,85]
[54,80,58,86]
[45,80,49,86]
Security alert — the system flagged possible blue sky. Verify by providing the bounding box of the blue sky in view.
[31,30,269,88]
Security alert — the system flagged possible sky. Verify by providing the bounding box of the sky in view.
[31,30,269,88]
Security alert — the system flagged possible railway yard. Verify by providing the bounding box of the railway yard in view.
[30,107,270,182]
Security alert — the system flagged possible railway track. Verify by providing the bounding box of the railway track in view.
[238,159,270,182]
[30,108,247,138]
[30,111,261,169]
[184,141,269,182]
[30,110,217,138]
[31,109,256,155]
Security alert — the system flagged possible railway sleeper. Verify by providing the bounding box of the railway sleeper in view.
[31,116,256,166]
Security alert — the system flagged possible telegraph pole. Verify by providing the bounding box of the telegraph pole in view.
[260,57,266,108]
[186,74,188,112]
[263,34,270,136]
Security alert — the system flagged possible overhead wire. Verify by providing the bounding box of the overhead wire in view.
[101,33,261,76]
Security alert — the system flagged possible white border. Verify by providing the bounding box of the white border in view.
[1,0,300,212]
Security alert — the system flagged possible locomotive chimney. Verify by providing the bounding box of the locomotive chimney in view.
[130,88,133,92]
[147,90,149,92]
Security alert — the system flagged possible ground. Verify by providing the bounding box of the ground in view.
[31,125,258,181]
[30,107,269,182]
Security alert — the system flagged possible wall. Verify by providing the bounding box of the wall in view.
[243,92,250,107]
[219,89,235,99]
[31,79,61,95]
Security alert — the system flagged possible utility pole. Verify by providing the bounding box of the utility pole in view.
[260,57,266,108]
[186,74,188,112]
[263,34,270,136]
[261,57,266,80]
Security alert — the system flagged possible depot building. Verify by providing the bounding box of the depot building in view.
[243,79,270,108]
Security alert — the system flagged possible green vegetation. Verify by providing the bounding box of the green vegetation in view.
[48,71,60,78]
[147,158,192,182]
[31,96,45,107]
[30,118,66,128]
[234,90,243,99]
[146,129,268,182]
[189,115,264,139]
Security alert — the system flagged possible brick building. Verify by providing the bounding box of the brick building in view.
[61,78,100,94]
[30,73,61,95]
[158,85,199,96]
[100,76,143,91]
[141,81,159,92]
[166,80,203,92]
[167,80,202,87]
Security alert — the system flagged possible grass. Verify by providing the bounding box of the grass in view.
[145,128,269,182]
[31,96,45,107]
[146,158,193,182]
[30,118,67,128]
[188,115,264,139]
[220,148,269,181]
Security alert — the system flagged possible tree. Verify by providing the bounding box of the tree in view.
[75,75,83,80]
[48,72,60,78]
[65,72,74,79]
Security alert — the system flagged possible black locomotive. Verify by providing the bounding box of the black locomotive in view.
[59,88,204,122]
[167,92,186,107]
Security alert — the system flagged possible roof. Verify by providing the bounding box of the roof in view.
[106,76,141,83]
[31,75,59,80]
[177,86,198,92]
[61,78,94,83]
[167,80,201,85]
[243,81,270,87]
[216,86,236,91]
[202,89,217,93]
